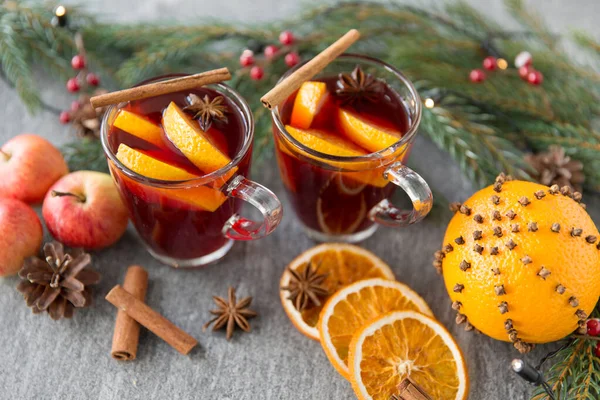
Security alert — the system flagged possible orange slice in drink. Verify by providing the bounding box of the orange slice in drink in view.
[291,81,329,129]
[318,278,433,379]
[163,102,236,180]
[116,143,198,181]
[115,144,226,212]
[338,108,404,153]
[285,125,367,158]
[349,311,468,400]
[283,125,389,188]
[113,110,166,149]
[280,243,395,340]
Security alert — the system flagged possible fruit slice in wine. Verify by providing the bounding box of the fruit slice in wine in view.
[162,102,235,175]
[290,81,329,129]
[116,144,226,212]
[113,110,166,150]
[337,108,403,152]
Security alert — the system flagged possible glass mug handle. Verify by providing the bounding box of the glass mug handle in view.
[369,162,433,226]
[222,175,283,240]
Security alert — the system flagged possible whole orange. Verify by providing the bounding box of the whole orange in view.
[437,176,600,352]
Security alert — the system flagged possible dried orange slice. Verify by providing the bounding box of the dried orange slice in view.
[163,102,235,175]
[338,108,403,153]
[349,311,468,400]
[290,81,329,129]
[113,110,166,149]
[280,243,395,340]
[116,144,198,181]
[115,144,226,212]
[318,278,433,379]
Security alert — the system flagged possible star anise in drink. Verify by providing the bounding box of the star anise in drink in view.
[335,65,384,106]
[183,93,228,132]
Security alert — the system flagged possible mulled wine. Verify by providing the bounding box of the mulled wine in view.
[102,76,282,267]
[273,63,415,240]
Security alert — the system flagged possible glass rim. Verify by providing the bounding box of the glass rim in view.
[100,76,254,188]
[271,53,422,163]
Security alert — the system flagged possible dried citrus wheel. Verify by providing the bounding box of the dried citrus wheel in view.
[290,81,329,129]
[113,109,166,150]
[318,279,433,379]
[349,311,468,400]
[280,244,395,340]
[338,108,403,153]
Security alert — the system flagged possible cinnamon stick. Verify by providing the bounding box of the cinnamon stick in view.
[106,285,198,355]
[90,67,232,108]
[110,265,148,361]
[260,29,360,110]
[396,378,432,400]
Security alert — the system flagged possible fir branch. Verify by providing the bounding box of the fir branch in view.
[61,138,108,173]
[504,0,556,50]
[572,31,600,57]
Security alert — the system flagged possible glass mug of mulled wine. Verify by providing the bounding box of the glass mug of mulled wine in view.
[271,54,432,242]
[100,75,282,268]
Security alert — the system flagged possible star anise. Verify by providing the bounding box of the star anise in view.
[202,287,257,340]
[281,261,329,311]
[16,241,100,320]
[183,93,228,132]
[335,65,384,106]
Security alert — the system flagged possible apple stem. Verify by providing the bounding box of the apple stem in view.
[51,190,86,203]
[0,149,9,160]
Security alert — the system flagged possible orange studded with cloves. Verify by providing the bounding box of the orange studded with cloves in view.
[437,175,600,352]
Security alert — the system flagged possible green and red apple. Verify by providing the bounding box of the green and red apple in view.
[0,198,43,277]
[0,134,68,203]
[43,171,129,250]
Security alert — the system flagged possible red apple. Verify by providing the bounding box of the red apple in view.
[0,134,69,203]
[42,171,129,250]
[0,198,43,277]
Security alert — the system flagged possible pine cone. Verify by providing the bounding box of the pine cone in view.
[525,146,584,192]
[16,241,100,320]
[71,89,108,138]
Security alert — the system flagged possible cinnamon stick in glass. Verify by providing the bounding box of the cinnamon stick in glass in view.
[90,67,232,108]
[110,265,148,361]
[260,29,360,110]
[106,285,198,355]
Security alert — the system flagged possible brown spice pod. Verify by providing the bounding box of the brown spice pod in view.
[111,265,149,361]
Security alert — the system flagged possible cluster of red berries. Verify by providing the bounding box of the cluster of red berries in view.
[59,53,101,124]
[586,319,600,357]
[469,51,543,86]
[239,30,300,81]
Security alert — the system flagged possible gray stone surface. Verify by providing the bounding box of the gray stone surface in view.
[0,1,599,399]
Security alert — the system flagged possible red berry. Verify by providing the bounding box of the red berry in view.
[469,69,485,83]
[70,100,81,112]
[519,65,532,80]
[587,319,600,336]
[66,77,80,92]
[482,56,497,71]
[527,70,543,85]
[264,45,279,59]
[250,66,264,81]
[86,73,100,86]
[71,54,86,70]
[595,342,600,358]
[279,30,295,45]
[284,52,300,67]
[59,111,71,124]
[239,50,255,67]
